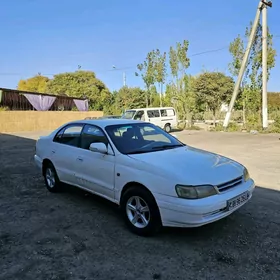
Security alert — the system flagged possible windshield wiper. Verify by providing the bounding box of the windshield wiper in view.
[127,144,185,154]
[152,144,184,150]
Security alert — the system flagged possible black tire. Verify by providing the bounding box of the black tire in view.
[43,162,61,193]
[121,186,162,236]
[164,124,171,133]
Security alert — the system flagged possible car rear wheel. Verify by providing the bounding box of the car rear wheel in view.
[164,124,171,133]
[43,162,61,193]
[121,186,162,236]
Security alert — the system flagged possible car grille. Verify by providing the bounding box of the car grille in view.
[217,176,243,192]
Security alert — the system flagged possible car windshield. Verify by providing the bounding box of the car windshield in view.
[121,110,136,119]
[105,123,185,154]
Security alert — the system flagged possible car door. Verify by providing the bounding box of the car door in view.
[74,124,115,201]
[51,124,84,184]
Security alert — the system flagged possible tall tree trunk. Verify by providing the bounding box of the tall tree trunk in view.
[145,85,149,107]
[160,83,163,107]
[213,109,216,127]
[187,110,193,128]
[149,93,152,107]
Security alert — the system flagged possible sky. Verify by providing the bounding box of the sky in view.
[1,0,279,92]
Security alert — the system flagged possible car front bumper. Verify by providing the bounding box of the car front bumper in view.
[155,179,255,228]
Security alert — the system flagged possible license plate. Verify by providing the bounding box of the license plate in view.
[227,191,250,211]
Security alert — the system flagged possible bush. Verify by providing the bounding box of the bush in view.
[177,121,186,130]
[193,112,204,121]
[273,114,280,129]
[265,115,280,133]
[210,122,241,132]
[185,126,201,131]
[226,122,241,132]
[210,123,224,132]
[244,113,262,132]
[0,106,9,111]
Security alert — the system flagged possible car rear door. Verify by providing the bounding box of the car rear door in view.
[51,124,84,184]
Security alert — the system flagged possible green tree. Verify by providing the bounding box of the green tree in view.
[268,92,280,111]
[17,75,50,93]
[168,40,193,126]
[149,85,161,107]
[47,70,111,111]
[153,49,167,107]
[115,86,146,112]
[228,22,277,125]
[136,51,156,107]
[162,84,174,107]
[193,72,235,126]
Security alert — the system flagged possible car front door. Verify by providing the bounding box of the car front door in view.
[73,124,115,201]
[51,124,84,184]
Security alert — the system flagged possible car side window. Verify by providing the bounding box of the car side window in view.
[80,124,109,150]
[53,125,83,147]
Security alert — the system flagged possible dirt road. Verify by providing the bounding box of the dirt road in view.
[0,131,280,280]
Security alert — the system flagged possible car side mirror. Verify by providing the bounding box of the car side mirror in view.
[89,143,108,154]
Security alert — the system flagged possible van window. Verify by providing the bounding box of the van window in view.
[147,110,160,118]
[121,110,136,119]
[160,109,175,117]
[133,110,145,121]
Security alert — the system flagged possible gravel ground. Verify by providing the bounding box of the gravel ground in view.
[0,131,280,280]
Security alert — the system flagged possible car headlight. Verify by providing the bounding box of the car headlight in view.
[243,168,250,181]
[175,184,218,199]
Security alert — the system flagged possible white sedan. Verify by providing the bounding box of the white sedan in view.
[34,119,255,236]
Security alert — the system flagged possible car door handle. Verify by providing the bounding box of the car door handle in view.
[77,157,83,162]
[52,150,56,154]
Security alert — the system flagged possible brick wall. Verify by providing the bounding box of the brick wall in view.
[0,111,103,132]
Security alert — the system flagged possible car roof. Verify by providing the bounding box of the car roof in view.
[70,118,144,128]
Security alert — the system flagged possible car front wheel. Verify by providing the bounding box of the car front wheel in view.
[121,187,162,236]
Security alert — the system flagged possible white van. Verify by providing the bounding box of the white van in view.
[121,107,178,133]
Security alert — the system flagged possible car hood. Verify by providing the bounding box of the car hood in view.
[128,146,244,185]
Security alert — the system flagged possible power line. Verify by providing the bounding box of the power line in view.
[0,35,279,77]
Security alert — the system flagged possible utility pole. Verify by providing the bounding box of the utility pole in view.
[223,0,263,128]
[123,72,126,87]
[223,0,272,128]
[262,1,272,129]
[113,65,127,87]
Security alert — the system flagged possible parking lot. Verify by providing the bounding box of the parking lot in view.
[1,130,280,280]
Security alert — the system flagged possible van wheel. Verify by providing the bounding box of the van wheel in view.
[164,124,171,133]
